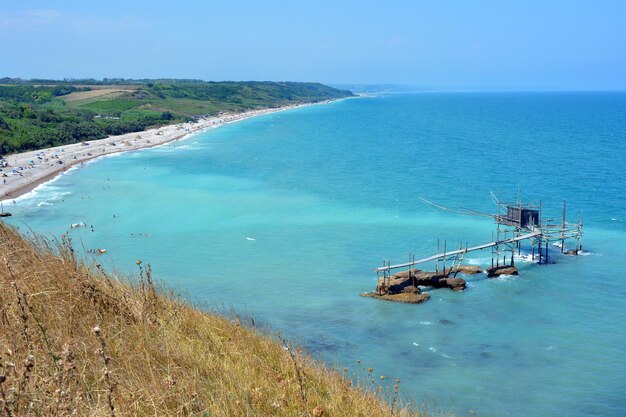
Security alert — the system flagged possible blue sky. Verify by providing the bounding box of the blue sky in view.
[1,1,625,90]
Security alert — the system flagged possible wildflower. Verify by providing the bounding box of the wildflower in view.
[312,406,325,417]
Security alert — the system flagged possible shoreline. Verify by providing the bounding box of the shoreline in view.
[0,100,332,202]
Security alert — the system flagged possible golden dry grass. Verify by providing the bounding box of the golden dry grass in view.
[62,86,139,103]
[0,223,428,416]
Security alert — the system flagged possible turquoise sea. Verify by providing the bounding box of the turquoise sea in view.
[6,93,626,416]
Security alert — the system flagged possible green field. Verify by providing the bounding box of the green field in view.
[0,79,353,154]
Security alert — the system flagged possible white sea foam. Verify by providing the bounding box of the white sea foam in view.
[12,177,68,203]
[245,237,256,241]
[490,274,517,283]
[516,254,538,263]
[90,152,126,162]
[419,321,434,326]
[429,346,437,352]
[413,342,420,347]
[14,184,72,205]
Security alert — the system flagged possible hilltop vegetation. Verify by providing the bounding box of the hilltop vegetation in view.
[0,79,353,154]
[0,223,424,416]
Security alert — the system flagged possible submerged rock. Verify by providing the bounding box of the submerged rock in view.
[361,291,430,304]
[563,249,579,256]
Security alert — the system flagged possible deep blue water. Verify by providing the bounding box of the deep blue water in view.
[7,93,626,417]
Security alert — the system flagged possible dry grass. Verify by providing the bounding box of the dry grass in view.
[62,86,140,103]
[0,223,428,416]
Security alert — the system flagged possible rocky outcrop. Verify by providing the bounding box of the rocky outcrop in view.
[364,264,487,303]
[563,249,579,256]
[486,265,518,277]
[442,277,466,291]
[367,268,468,304]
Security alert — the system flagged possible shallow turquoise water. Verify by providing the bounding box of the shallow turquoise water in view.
[7,93,626,416]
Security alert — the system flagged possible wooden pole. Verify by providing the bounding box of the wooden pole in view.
[580,212,584,252]
[496,227,500,267]
[491,231,494,268]
[561,200,566,253]
[436,238,440,274]
[511,242,515,267]
[443,239,448,276]
[503,230,507,265]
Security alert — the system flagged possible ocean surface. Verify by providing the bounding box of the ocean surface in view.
[6,92,626,417]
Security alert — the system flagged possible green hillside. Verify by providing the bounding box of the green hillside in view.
[0,79,353,154]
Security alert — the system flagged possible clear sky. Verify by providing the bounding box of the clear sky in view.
[1,1,625,91]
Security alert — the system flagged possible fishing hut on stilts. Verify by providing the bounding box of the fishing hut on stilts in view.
[363,192,584,304]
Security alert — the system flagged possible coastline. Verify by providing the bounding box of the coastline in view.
[0,100,331,202]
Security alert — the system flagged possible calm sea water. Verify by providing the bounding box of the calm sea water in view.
[7,93,626,417]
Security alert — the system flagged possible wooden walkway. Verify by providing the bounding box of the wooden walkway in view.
[374,229,542,273]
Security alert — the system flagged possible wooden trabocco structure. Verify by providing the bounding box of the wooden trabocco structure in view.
[367,192,584,303]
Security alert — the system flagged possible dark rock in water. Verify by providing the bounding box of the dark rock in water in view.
[486,265,518,277]
[392,270,416,279]
[443,277,466,291]
[386,276,423,294]
[381,270,466,292]
[401,285,420,294]
[563,249,579,256]
[368,267,467,303]
[360,291,430,304]
[439,319,455,325]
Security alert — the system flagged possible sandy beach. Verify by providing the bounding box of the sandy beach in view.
[0,102,318,203]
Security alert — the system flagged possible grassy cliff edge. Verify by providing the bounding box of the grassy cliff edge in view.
[0,223,424,416]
